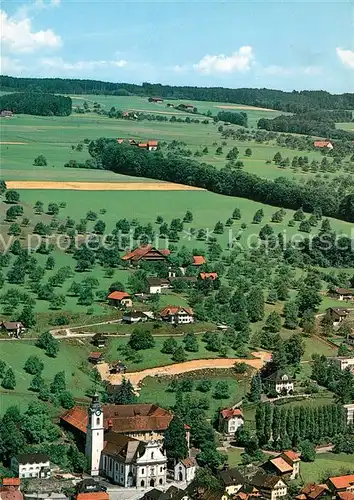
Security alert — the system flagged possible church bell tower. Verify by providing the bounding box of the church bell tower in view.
[85,394,104,476]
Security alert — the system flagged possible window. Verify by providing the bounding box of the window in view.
[96,418,100,425]
[159,479,163,485]
[151,452,154,459]
[141,480,145,487]
[160,467,163,473]
[141,468,145,475]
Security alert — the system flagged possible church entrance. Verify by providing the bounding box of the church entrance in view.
[178,472,183,481]
[149,479,155,487]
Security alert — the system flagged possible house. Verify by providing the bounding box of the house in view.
[314,141,334,150]
[116,138,125,144]
[295,483,330,500]
[329,288,353,301]
[122,245,170,264]
[107,291,132,308]
[328,475,354,494]
[181,104,195,110]
[11,453,50,479]
[149,97,164,103]
[265,371,294,395]
[326,308,350,326]
[147,277,170,294]
[328,356,354,371]
[108,361,127,374]
[75,478,107,494]
[249,473,287,500]
[147,140,159,151]
[1,322,25,338]
[88,352,104,364]
[218,408,244,435]
[199,272,218,281]
[192,255,206,266]
[92,334,107,348]
[174,458,197,483]
[337,493,354,500]
[122,311,150,324]
[160,306,194,325]
[263,450,300,480]
[343,403,354,425]
[141,486,190,500]
[60,399,175,444]
[218,468,245,499]
[1,479,20,489]
[0,110,13,118]
[0,478,23,500]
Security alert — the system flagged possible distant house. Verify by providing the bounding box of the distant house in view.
[1,322,25,338]
[122,310,150,324]
[92,334,107,348]
[88,352,104,364]
[108,361,127,374]
[218,408,244,435]
[199,272,218,281]
[0,477,23,500]
[146,277,170,294]
[116,138,125,144]
[180,104,195,110]
[328,474,354,494]
[218,468,245,498]
[138,142,148,149]
[107,291,132,308]
[160,306,194,325]
[149,97,164,103]
[166,103,175,108]
[192,255,206,266]
[142,486,189,500]
[295,483,330,500]
[265,370,294,395]
[329,288,353,301]
[122,245,170,264]
[174,457,197,483]
[249,473,288,500]
[343,403,354,425]
[11,453,50,479]
[328,356,354,371]
[314,140,334,150]
[0,110,13,118]
[326,307,350,326]
[263,450,300,480]
[147,140,159,151]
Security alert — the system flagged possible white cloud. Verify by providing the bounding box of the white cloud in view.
[194,46,254,74]
[1,9,62,53]
[0,56,25,75]
[336,47,354,68]
[40,57,128,72]
[172,64,188,73]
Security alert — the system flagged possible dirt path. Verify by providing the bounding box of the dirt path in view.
[97,351,271,388]
[0,141,28,145]
[6,181,203,191]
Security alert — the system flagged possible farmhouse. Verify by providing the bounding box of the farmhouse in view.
[328,475,354,494]
[218,408,244,435]
[265,370,294,394]
[328,356,354,371]
[146,277,170,294]
[326,308,350,326]
[107,291,132,308]
[192,255,206,266]
[0,110,13,118]
[122,310,150,324]
[295,483,330,500]
[148,97,163,103]
[92,334,107,348]
[160,306,194,324]
[122,245,170,264]
[263,450,300,480]
[174,458,197,483]
[329,288,353,301]
[11,454,50,479]
[314,140,334,150]
[199,272,218,281]
[88,352,104,364]
[1,321,25,338]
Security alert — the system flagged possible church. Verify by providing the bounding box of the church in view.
[61,396,189,488]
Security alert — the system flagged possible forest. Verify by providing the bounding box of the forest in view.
[88,139,354,222]
[0,92,72,116]
[258,110,354,141]
[1,76,354,113]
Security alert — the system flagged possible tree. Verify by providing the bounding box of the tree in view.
[300,440,316,462]
[197,380,212,392]
[46,256,55,270]
[183,210,193,223]
[112,378,137,404]
[252,209,264,224]
[161,337,178,354]
[33,155,47,166]
[285,334,305,367]
[247,287,265,322]
[264,311,281,333]
[50,294,66,310]
[2,368,16,389]
[299,220,312,233]
[245,148,252,157]
[5,190,20,204]
[0,359,6,378]
[60,391,75,409]
[29,373,44,392]
[8,223,21,236]
[214,381,230,399]
[172,346,187,362]
[232,208,241,220]
[213,221,224,234]
[184,332,199,352]
[283,300,299,329]
[164,416,188,461]
[249,373,262,402]
[47,203,59,216]
[273,152,282,164]
[50,371,66,394]
[24,355,44,375]
[129,328,155,350]
[94,220,106,234]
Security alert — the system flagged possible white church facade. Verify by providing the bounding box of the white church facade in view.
[84,395,168,488]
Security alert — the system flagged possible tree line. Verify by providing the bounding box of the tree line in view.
[1,76,354,113]
[0,92,72,116]
[87,139,354,222]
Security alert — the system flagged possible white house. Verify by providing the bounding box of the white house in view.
[344,403,354,425]
[122,311,149,324]
[11,454,50,479]
[174,458,197,483]
[146,278,170,295]
[329,357,354,371]
[218,408,244,435]
[159,306,194,325]
[266,371,294,394]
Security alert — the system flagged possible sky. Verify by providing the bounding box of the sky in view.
[1,0,354,92]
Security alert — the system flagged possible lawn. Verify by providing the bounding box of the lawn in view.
[300,452,354,482]
[138,373,248,418]
[0,338,92,414]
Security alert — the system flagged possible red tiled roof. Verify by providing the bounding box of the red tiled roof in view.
[107,291,130,301]
[199,272,218,280]
[314,141,332,147]
[77,493,109,500]
[220,408,244,419]
[192,255,206,266]
[147,140,158,146]
[269,457,293,474]
[181,457,196,468]
[282,450,300,462]
[160,306,194,317]
[337,493,354,500]
[122,245,170,262]
[329,475,354,490]
[89,352,102,359]
[1,480,20,487]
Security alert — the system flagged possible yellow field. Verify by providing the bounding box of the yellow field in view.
[7,181,204,191]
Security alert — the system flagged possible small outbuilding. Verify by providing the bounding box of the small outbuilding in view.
[107,291,132,308]
[174,457,197,483]
[1,322,25,338]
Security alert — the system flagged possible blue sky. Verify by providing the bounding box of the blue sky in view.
[1,0,353,92]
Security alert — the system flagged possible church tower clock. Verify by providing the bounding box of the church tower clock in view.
[85,394,104,476]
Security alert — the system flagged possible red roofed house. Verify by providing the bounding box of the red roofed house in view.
[192,255,206,266]
[295,483,330,500]
[337,493,354,500]
[328,475,354,494]
[264,450,301,480]
[147,140,158,151]
[138,143,148,149]
[160,306,194,324]
[219,407,244,435]
[314,140,333,150]
[88,352,104,364]
[199,272,218,281]
[107,291,132,308]
[148,97,163,103]
[122,245,170,265]
[0,478,23,500]
[76,493,109,500]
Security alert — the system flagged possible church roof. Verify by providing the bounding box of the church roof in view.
[102,432,144,463]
